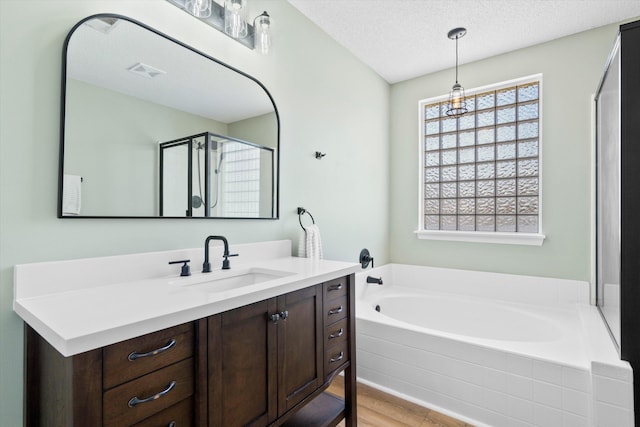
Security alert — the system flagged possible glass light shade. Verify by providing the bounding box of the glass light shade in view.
[446,83,468,117]
[224,0,248,39]
[185,0,212,18]
[254,12,271,54]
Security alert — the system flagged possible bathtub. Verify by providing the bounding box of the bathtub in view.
[355,264,633,427]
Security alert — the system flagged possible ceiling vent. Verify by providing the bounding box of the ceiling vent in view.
[127,63,167,79]
[84,17,120,34]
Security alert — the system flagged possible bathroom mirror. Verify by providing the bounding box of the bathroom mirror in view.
[59,14,279,218]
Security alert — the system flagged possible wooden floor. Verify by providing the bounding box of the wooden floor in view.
[327,376,475,427]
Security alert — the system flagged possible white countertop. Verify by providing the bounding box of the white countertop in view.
[14,240,360,356]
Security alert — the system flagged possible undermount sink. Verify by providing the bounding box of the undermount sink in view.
[169,267,295,293]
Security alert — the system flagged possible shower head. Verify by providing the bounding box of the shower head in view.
[215,151,225,174]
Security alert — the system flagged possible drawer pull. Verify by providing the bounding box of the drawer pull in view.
[128,339,176,361]
[128,381,176,407]
[328,283,343,291]
[328,306,343,315]
[329,352,344,363]
[168,422,176,427]
[329,328,344,339]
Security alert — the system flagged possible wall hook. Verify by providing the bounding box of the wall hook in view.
[314,151,326,159]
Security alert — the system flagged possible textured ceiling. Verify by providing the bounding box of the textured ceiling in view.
[288,0,640,83]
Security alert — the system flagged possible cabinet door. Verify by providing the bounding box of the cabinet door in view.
[277,284,323,416]
[208,299,278,427]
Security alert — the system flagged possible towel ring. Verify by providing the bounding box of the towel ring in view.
[297,207,315,231]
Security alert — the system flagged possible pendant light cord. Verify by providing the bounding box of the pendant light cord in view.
[455,35,459,84]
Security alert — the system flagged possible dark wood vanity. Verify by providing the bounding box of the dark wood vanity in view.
[24,274,356,427]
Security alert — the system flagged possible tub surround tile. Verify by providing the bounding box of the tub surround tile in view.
[534,404,564,426]
[592,360,632,382]
[562,388,590,417]
[533,360,564,385]
[562,412,589,427]
[594,375,633,408]
[533,381,563,409]
[482,389,508,414]
[595,401,633,427]
[562,366,591,392]
[506,353,534,377]
[482,368,509,392]
[356,265,633,427]
[506,395,534,423]
[507,374,534,400]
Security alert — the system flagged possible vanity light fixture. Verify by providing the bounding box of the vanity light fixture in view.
[167,0,272,53]
[185,0,212,18]
[446,27,468,118]
[253,11,271,55]
[224,0,248,39]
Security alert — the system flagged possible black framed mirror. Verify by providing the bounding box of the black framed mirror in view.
[59,14,279,218]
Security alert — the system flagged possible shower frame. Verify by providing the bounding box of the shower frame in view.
[158,131,275,218]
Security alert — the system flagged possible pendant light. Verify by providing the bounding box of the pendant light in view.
[446,27,468,118]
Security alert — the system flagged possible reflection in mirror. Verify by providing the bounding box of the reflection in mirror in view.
[59,14,279,218]
[159,132,273,217]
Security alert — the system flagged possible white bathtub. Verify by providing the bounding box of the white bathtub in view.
[355,264,633,427]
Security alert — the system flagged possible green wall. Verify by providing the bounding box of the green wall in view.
[389,24,623,281]
[0,1,389,425]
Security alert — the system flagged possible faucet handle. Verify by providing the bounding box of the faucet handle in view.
[221,253,238,270]
[169,259,191,277]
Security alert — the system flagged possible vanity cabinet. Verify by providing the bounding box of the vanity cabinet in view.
[25,320,207,427]
[25,274,356,427]
[208,285,323,426]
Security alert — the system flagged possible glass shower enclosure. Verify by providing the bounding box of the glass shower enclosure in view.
[159,132,274,218]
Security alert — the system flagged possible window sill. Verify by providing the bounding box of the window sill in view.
[415,230,546,246]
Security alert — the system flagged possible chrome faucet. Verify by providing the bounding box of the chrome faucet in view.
[203,235,238,272]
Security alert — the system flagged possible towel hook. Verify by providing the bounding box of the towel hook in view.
[297,207,315,231]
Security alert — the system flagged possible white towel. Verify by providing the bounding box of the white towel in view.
[62,174,82,215]
[297,224,323,259]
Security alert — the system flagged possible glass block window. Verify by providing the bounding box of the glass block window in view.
[220,141,261,217]
[419,76,541,234]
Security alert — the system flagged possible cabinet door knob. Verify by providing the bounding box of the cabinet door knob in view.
[280,310,289,320]
[329,328,344,339]
[270,313,280,324]
[128,339,176,361]
[128,381,176,407]
[328,306,343,315]
[329,352,344,363]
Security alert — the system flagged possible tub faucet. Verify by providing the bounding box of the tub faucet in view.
[367,276,383,285]
[203,235,238,272]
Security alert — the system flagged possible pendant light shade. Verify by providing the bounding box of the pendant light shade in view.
[446,27,468,118]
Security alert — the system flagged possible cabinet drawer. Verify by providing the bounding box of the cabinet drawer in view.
[325,341,349,376]
[324,295,348,325]
[324,317,348,349]
[104,322,194,389]
[323,277,347,301]
[103,358,194,427]
[131,397,193,427]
